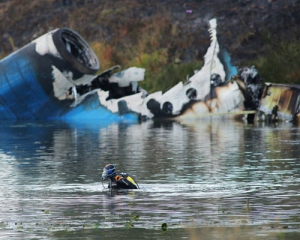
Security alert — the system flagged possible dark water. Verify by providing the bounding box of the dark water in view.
[0,119,300,239]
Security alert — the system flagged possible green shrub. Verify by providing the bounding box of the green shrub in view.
[140,60,203,94]
[246,35,300,85]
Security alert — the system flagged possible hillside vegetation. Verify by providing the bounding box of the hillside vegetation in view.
[1,0,300,93]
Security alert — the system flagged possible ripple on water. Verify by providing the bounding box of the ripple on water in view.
[1,121,300,239]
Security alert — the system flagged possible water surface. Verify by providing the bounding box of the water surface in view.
[0,120,300,239]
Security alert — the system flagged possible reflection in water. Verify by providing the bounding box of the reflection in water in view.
[0,120,300,239]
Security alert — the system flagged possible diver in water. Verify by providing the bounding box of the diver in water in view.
[101,164,139,189]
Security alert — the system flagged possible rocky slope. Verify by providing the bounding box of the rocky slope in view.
[0,0,299,66]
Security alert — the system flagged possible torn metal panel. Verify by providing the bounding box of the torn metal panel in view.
[150,18,237,116]
[255,83,300,122]
[108,67,145,88]
[144,19,262,121]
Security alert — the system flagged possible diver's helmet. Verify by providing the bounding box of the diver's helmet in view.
[102,164,116,180]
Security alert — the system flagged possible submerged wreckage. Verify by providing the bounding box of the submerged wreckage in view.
[0,19,297,123]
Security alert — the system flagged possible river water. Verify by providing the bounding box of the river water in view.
[0,119,300,239]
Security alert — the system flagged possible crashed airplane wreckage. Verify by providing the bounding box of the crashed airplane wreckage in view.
[255,83,300,123]
[0,19,263,122]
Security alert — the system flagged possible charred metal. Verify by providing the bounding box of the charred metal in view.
[255,83,300,123]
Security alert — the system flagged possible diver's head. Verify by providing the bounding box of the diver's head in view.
[102,164,116,180]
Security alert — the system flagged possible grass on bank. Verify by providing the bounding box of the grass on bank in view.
[245,35,300,85]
